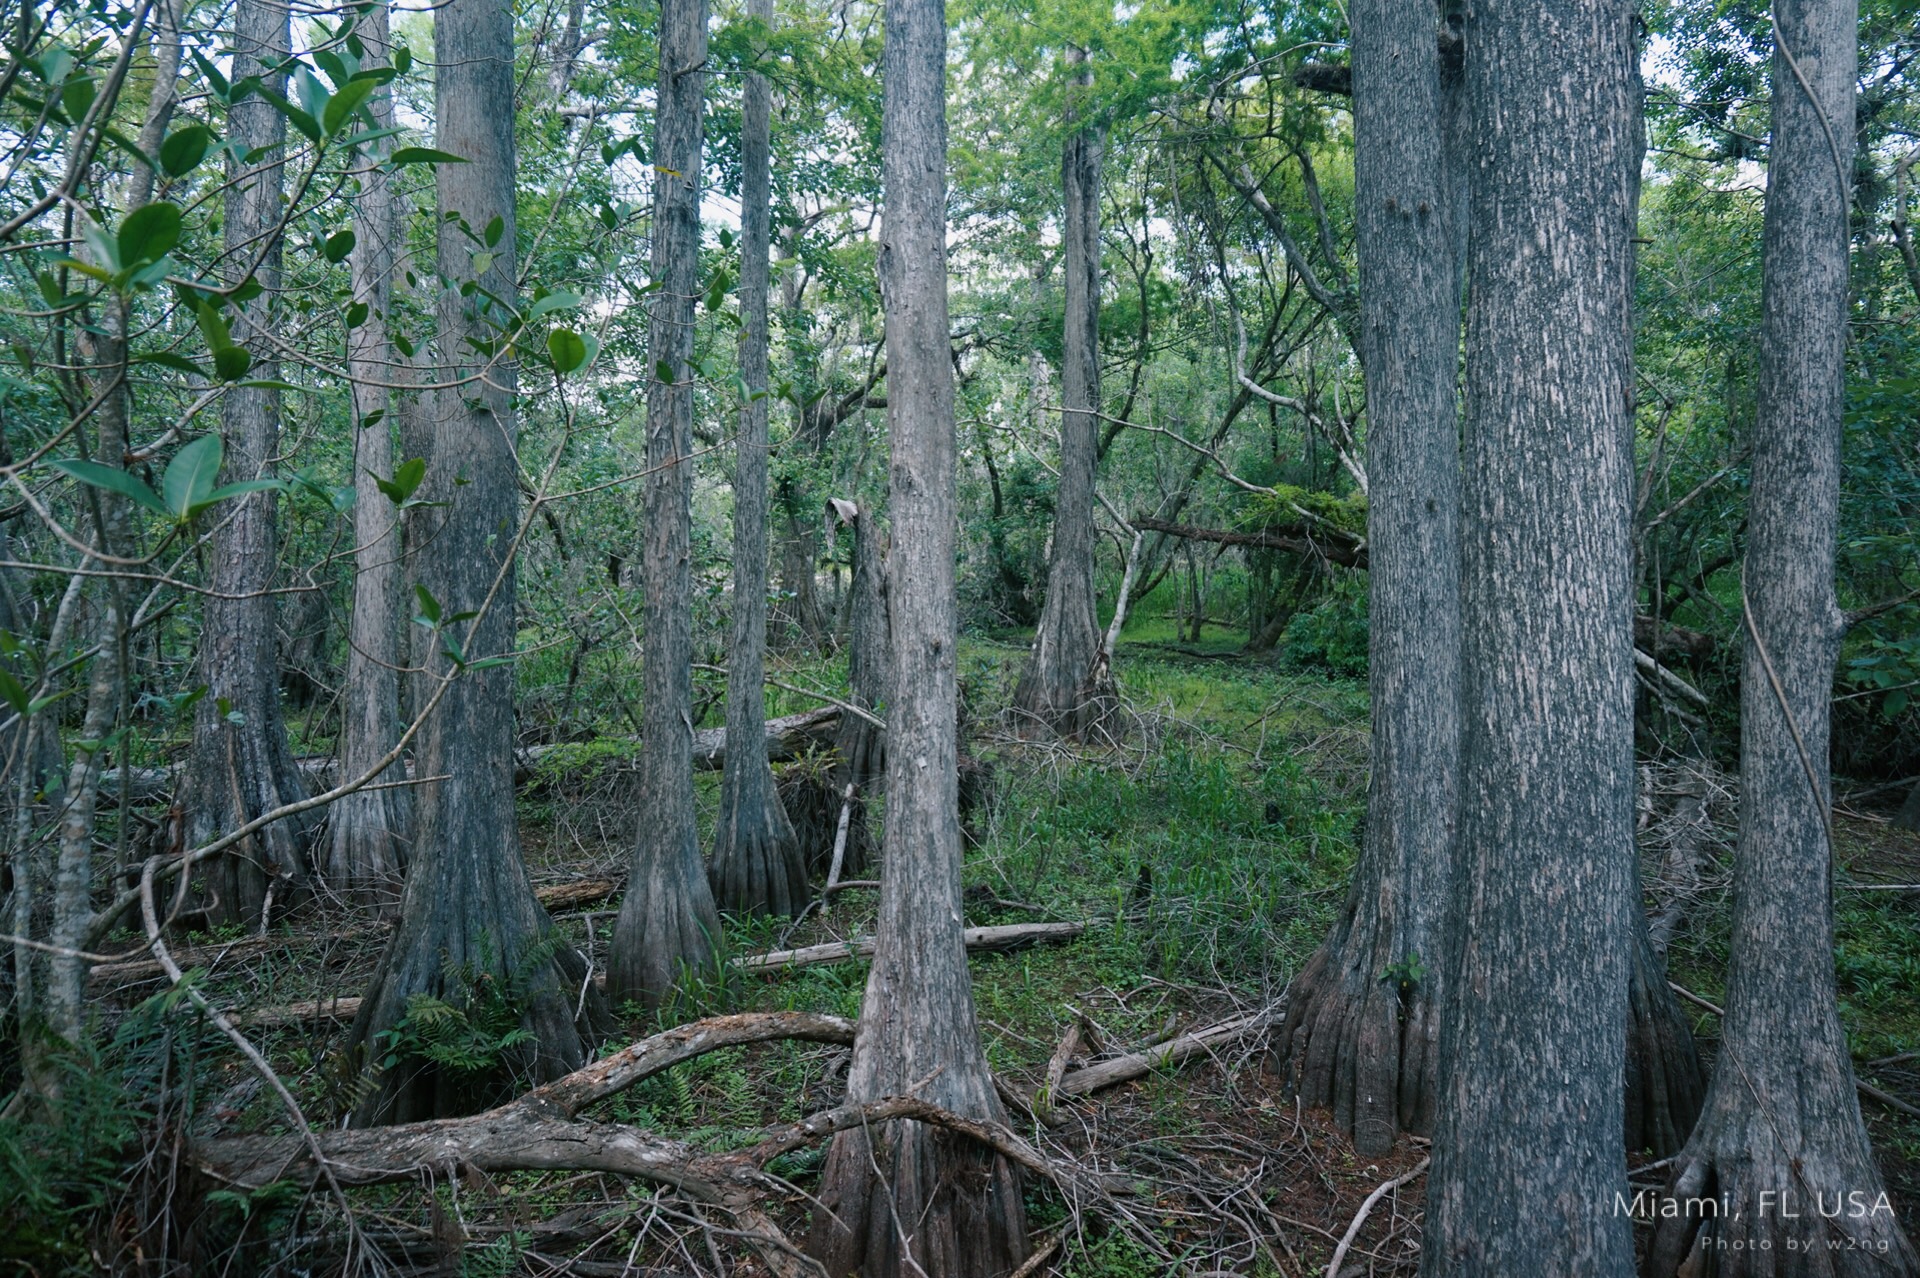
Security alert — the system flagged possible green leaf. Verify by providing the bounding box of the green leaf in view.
[118,202,182,266]
[0,668,31,717]
[193,300,232,352]
[655,359,677,384]
[390,146,467,167]
[322,76,379,134]
[470,251,494,277]
[193,478,283,516]
[80,217,120,273]
[393,45,412,75]
[526,290,580,321]
[294,67,329,126]
[161,434,223,518]
[345,300,370,328]
[134,351,209,377]
[48,459,170,517]
[61,74,96,123]
[548,328,588,374]
[323,228,356,262]
[1888,689,1911,719]
[214,346,254,381]
[159,125,212,177]
[483,215,504,248]
[254,86,321,142]
[413,584,442,627]
[374,457,427,504]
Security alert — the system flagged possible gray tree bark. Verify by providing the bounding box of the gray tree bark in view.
[343,0,605,1123]
[827,500,886,878]
[324,1,411,910]
[1646,0,1920,1269]
[1419,0,1639,1272]
[179,0,316,929]
[607,0,723,1007]
[710,0,806,919]
[1012,52,1115,740]
[1272,0,1461,1159]
[805,0,1027,1271]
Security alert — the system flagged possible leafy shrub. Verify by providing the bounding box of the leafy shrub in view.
[1280,577,1369,677]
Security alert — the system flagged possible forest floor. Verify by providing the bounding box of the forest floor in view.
[73,632,1920,1276]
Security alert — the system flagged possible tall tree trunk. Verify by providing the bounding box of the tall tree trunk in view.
[180,0,315,928]
[324,1,410,910]
[1012,55,1115,739]
[710,0,806,919]
[607,0,723,1006]
[1419,0,1639,1272]
[344,0,605,1124]
[1646,0,1919,1269]
[805,0,1027,1270]
[1272,0,1460,1158]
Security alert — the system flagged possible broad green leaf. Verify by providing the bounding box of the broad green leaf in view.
[193,300,232,351]
[323,229,356,262]
[294,67,329,126]
[192,478,283,516]
[390,146,466,167]
[345,300,370,327]
[0,669,31,717]
[61,74,96,122]
[134,351,209,377]
[526,290,580,321]
[117,202,182,266]
[413,584,442,627]
[255,87,321,142]
[322,77,379,134]
[374,457,426,504]
[548,328,588,374]
[483,215,504,248]
[214,346,254,380]
[159,125,212,177]
[161,434,223,518]
[48,459,170,517]
[655,359,677,384]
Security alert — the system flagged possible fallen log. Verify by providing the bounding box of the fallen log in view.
[92,878,617,988]
[96,709,843,805]
[1054,1006,1280,1098]
[1131,516,1368,570]
[233,920,1094,1026]
[739,920,1089,973]
[190,1011,1099,1278]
